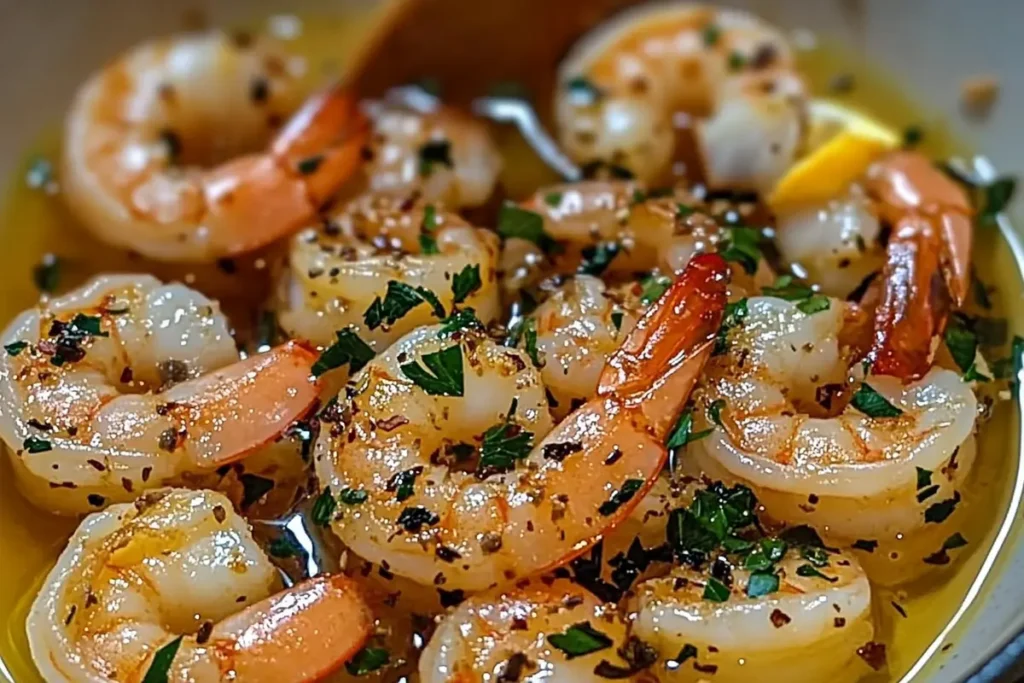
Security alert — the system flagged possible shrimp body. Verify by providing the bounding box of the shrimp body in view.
[420,579,633,682]
[555,4,807,189]
[774,185,885,298]
[275,192,500,354]
[516,181,773,291]
[315,254,729,591]
[531,275,643,419]
[63,31,367,262]
[28,488,372,682]
[0,275,319,514]
[631,549,874,682]
[357,100,502,207]
[691,296,977,584]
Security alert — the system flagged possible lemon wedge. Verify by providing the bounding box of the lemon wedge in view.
[768,100,900,210]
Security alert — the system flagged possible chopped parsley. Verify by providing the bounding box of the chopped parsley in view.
[761,275,830,315]
[548,622,613,658]
[396,505,440,532]
[438,307,483,337]
[727,51,746,71]
[451,264,482,304]
[666,408,714,450]
[400,344,464,396]
[268,533,304,559]
[141,636,183,683]
[944,314,980,376]
[345,646,390,676]
[544,191,564,207]
[312,328,375,377]
[746,571,780,598]
[4,341,28,356]
[296,155,324,175]
[639,273,672,305]
[478,421,534,475]
[387,467,423,502]
[719,226,762,275]
[23,436,52,453]
[924,491,961,524]
[420,205,440,255]
[497,204,557,252]
[33,253,61,293]
[365,281,445,330]
[714,298,749,355]
[610,310,624,333]
[992,335,1024,386]
[579,242,620,276]
[702,576,730,602]
[850,383,903,418]
[339,487,368,505]
[796,564,837,582]
[702,24,721,46]
[916,467,933,489]
[311,487,338,526]
[523,319,542,367]
[598,479,644,516]
[418,139,453,176]
[707,399,726,427]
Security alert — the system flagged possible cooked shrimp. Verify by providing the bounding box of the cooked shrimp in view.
[28,488,372,682]
[689,295,978,584]
[420,579,634,682]
[355,96,502,207]
[774,185,886,298]
[0,275,320,514]
[63,31,367,262]
[631,548,875,682]
[555,4,807,189]
[530,275,644,420]
[314,254,729,591]
[512,180,774,290]
[275,192,500,354]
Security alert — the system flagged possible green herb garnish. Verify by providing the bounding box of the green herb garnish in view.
[598,479,644,516]
[312,328,375,377]
[4,341,28,356]
[746,571,780,598]
[400,344,464,396]
[23,436,52,453]
[478,422,534,475]
[311,487,338,526]
[418,139,453,176]
[579,242,620,276]
[239,473,274,508]
[345,647,390,676]
[365,281,445,330]
[498,205,558,253]
[719,226,762,275]
[851,383,903,418]
[639,273,672,305]
[702,577,730,602]
[666,408,714,450]
[438,308,483,337]
[565,76,603,107]
[548,622,613,658]
[714,298,748,355]
[141,636,183,683]
[339,487,368,505]
[451,264,482,304]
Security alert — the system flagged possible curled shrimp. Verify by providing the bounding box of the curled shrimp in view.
[62,31,367,263]
[420,579,634,682]
[689,295,978,584]
[314,254,729,591]
[28,488,372,682]
[555,4,807,189]
[274,191,501,357]
[507,180,773,294]
[630,547,875,682]
[355,97,503,208]
[0,275,320,514]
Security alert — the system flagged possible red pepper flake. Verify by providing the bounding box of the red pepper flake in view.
[857,641,887,671]
[770,608,791,628]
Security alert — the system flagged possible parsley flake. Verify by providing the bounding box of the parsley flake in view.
[418,139,453,176]
[851,383,903,418]
[141,636,183,683]
[23,436,52,453]
[312,328,375,377]
[719,226,762,275]
[345,646,390,676]
[579,242,620,276]
[702,577,730,602]
[639,273,672,305]
[598,479,644,516]
[746,571,779,598]
[400,344,464,396]
[438,308,483,337]
[451,264,482,304]
[4,341,28,356]
[478,422,534,475]
[666,408,714,450]
[311,487,338,526]
[339,487,368,505]
[548,622,613,659]
[498,205,557,252]
[365,281,445,330]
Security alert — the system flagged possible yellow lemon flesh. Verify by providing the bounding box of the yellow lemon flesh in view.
[768,100,900,210]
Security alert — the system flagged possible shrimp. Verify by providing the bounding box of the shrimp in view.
[62,31,367,263]
[555,4,807,190]
[529,275,644,420]
[688,295,978,584]
[630,548,875,682]
[314,254,729,592]
[355,96,502,207]
[28,488,372,682]
[509,180,774,292]
[774,185,886,298]
[420,579,634,682]
[274,192,500,356]
[0,275,320,514]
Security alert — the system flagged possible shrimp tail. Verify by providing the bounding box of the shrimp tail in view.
[868,218,948,379]
[163,341,321,469]
[599,252,730,436]
[208,574,373,682]
[272,85,370,205]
